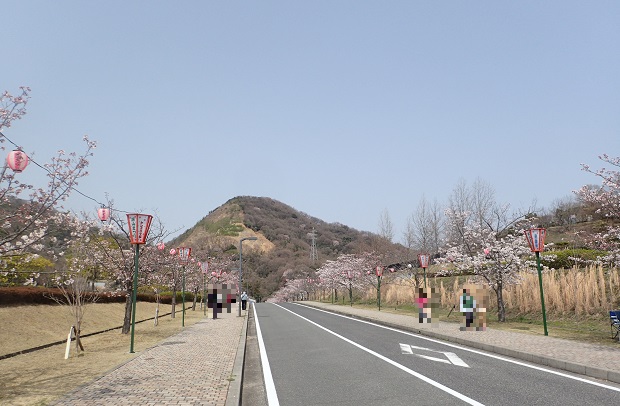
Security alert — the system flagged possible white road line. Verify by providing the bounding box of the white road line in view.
[294,303,620,393]
[253,303,280,406]
[274,303,485,406]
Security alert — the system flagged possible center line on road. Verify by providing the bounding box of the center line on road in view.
[274,303,485,406]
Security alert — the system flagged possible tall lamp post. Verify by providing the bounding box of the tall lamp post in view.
[126,213,153,353]
[525,228,549,336]
[376,266,384,311]
[418,253,430,288]
[177,247,191,327]
[238,237,257,316]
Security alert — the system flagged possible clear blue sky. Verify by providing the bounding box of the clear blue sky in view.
[3,1,619,241]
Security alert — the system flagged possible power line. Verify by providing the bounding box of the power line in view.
[0,129,131,214]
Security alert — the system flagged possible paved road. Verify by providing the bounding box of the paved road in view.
[253,302,620,406]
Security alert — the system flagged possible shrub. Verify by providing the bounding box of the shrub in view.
[541,249,608,269]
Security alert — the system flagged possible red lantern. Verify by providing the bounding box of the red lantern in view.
[178,247,192,263]
[376,266,384,277]
[6,150,28,173]
[418,253,430,268]
[97,207,110,222]
[525,228,546,252]
[126,213,153,245]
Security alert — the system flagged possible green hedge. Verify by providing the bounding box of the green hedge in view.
[541,249,608,269]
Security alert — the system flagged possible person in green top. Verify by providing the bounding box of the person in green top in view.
[460,288,476,331]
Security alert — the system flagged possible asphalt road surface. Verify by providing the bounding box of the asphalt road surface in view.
[251,302,620,406]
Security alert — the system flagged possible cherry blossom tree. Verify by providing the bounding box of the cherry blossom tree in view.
[47,216,101,355]
[437,179,539,322]
[576,154,620,267]
[87,208,173,333]
[0,87,97,265]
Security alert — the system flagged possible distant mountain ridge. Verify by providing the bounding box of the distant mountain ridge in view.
[170,196,407,298]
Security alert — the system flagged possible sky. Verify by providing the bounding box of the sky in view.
[2,1,619,242]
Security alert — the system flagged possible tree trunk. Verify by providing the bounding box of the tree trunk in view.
[192,288,198,311]
[171,287,177,318]
[122,286,132,334]
[495,281,506,322]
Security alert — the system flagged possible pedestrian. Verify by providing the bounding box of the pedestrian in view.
[460,287,476,331]
[241,291,248,310]
[415,288,429,323]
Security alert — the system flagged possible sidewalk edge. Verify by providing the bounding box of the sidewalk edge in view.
[225,312,249,406]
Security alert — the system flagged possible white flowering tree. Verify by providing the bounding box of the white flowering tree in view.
[577,154,620,266]
[86,208,173,334]
[0,87,97,276]
[48,217,101,355]
[439,208,532,322]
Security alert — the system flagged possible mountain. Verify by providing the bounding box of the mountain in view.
[169,196,408,299]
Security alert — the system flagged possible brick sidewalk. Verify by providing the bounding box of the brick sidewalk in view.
[301,301,620,384]
[54,310,246,406]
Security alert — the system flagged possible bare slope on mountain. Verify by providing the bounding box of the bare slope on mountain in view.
[171,196,407,298]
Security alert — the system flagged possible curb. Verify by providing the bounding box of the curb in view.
[300,302,620,385]
[225,311,249,406]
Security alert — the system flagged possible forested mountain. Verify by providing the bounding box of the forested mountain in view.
[170,196,408,299]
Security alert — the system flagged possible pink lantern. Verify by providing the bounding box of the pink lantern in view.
[97,207,111,222]
[525,228,546,252]
[418,253,430,268]
[157,242,165,250]
[170,248,177,255]
[126,213,153,245]
[211,271,217,277]
[376,266,384,277]
[6,150,29,173]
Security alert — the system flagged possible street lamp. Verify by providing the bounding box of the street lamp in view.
[238,236,257,316]
[525,228,549,336]
[177,247,191,327]
[418,253,430,288]
[126,213,153,353]
[376,266,384,311]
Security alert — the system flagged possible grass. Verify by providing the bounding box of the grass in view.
[0,302,208,406]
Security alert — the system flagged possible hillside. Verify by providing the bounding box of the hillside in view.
[170,196,408,299]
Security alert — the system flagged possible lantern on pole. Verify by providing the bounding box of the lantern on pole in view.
[97,207,111,222]
[125,213,153,354]
[418,253,430,288]
[6,149,29,173]
[525,228,549,336]
[177,247,192,327]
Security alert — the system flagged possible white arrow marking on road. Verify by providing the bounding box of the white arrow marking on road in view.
[401,343,470,368]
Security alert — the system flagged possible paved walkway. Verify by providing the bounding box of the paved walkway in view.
[54,309,247,406]
[302,301,620,385]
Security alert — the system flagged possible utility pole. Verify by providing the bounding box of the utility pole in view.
[309,228,318,264]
